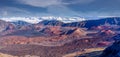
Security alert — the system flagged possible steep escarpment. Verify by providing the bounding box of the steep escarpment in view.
[100,34,120,57]
[100,41,120,57]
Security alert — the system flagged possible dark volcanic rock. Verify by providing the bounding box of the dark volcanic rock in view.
[100,41,120,57]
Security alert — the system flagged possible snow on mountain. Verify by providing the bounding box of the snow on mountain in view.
[0,17,41,24]
[0,16,85,24]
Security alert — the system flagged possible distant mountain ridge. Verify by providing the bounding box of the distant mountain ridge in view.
[12,20,31,26]
[36,17,120,29]
[0,17,120,33]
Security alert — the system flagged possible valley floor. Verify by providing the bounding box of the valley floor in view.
[63,47,105,57]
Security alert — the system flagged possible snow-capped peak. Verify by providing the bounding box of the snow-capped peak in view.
[0,16,86,24]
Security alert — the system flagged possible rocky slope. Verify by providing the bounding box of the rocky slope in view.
[0,20,11,32]
[100,34,120,57]
[0,17,119,57]
[36,17,120,29]
[0,36,109,57]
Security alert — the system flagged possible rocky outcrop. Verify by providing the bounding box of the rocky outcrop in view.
[40,26,86,37]
[100,41,120,57]
[98,30,115,36]
[64,28,86,37]
[100,34,120,57]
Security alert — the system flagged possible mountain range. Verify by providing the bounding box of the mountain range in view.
[0,17,120,33]
[0,17,120,57]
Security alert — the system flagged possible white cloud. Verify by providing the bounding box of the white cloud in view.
[15,0,96,17]
[63,0,95,5]
[78,10,120,17]
[3,11,8,16]
[6,7,30,14]
[18,0,62,7]
[47,5,80,16]
[17,0,96,7]
[0,7,31,17]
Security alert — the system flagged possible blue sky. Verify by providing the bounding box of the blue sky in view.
[0,0,120,17]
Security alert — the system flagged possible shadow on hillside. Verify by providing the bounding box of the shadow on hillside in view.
[75,51,102,57]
